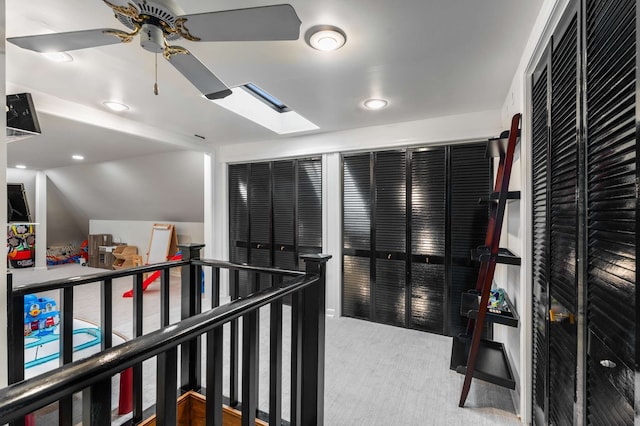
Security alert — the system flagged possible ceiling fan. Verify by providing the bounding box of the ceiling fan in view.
[7,0,301,99]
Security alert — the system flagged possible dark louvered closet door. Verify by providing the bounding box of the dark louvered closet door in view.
[273,161,296,271]
[249,162,272,292]
[298,158,323,268]
[448,144,491,337]
[531,56,550,426]
[343,154,372,319]
[585,0,636,423]
[229,164,250,295]
[374,151,407,327]
[410,148,446,334]
[548,12,579,426]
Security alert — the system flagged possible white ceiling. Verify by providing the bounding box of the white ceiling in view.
[5,0,544,170]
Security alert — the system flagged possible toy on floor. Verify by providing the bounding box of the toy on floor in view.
[24,294,60,337]
[122,252,182,298]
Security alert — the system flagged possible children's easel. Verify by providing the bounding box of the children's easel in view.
[122,224,178,298]
[146,223,178,264]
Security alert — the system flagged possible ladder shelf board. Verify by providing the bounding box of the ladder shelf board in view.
[449,335,516,390]
[485,131,521,158]
[478,191,521,203]
[460,290,519,327]
[471,246,521,265]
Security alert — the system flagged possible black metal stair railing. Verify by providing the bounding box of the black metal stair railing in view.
[2,243,331,426]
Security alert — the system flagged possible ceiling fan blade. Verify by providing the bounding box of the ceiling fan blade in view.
[7,28,129,53]
[176,4,301,42]
[165,47,232,100]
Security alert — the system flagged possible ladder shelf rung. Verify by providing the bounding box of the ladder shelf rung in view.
[478,191,521,203]
[471,246,521,265]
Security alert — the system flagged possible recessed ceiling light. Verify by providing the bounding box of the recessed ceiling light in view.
[305,25,347,51]
[72,154,84,160]
[102,101,129,112]
[363,98,389,110]
[41,51,73,62]
[15,164,27,169]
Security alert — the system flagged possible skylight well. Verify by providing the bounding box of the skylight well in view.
[211,83,318,135]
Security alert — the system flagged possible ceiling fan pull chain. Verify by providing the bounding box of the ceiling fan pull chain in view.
[153,52,159,96]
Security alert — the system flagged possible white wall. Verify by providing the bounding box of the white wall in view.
[0,2,7,389]
[214,109,504,318]
[89,220,204,261]
[46,150,205,231]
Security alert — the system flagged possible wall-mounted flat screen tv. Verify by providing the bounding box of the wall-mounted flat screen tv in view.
[7,93,41,138]
[7,183,32,222]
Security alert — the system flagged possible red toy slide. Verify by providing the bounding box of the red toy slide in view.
[122,253,182,298]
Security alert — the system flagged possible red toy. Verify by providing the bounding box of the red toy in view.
[122,253,182,298]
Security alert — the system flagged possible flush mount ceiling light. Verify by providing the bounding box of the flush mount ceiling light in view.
[15,164,27,169]
[41,51,73,62]
[305,25,346,51]
[72,154,84,160]
[102,101,129,112]
[363,98,389,110]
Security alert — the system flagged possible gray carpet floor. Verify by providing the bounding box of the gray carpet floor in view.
[11,263,521,425]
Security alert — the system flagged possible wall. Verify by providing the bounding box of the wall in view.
[46,177,85,245]
[0,3,7,388]
[214,110,504,316]
[45,150,205,229]
[89,220,204,261]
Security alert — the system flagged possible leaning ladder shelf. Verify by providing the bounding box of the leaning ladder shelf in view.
[449,113,522,407]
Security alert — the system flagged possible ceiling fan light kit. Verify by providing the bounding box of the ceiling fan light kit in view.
[7,0,302,100]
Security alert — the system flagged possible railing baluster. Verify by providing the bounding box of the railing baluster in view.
[59,286,74,426]
[241,310,259,426]
[212,267,220,308]
[230,269,240,407]
[82,378,111,426]
[251,272,260,417]
[7,274,26,426]
[101,278,113,350]
[290,291,301,426]
[156,346,178,426]
[161,268,171,327]
[132,272,144,423]
[269,276,283,425]
[82,278,112,426]
[206,326,223,426]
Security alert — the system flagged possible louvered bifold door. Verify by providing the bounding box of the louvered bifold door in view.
[297,158,323,268]
[410,148,446,334]
[273,161,296,271]
[229,164,250,294]
[342,154,372,319]
[548,11,579,426]
[249,162,272,293]
[448,144,491,337]
[585,0,637,423]
[531,51,551,426]
[374,151,407,327]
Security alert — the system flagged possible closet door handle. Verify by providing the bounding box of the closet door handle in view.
[599,359,616,369]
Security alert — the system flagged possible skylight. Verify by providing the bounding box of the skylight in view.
[211,84,319,135]
[243,83,289,113]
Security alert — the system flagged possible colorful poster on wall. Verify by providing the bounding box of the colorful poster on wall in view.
[8,223,35,268]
